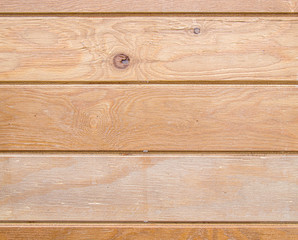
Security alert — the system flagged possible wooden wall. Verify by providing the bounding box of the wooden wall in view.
[0,1,297,239]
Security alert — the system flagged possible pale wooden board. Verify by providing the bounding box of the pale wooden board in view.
[0,85,297,151]
[0,0,297,13]
[0,154,297,221]
[0,224,297,240]
[1,17,298,82]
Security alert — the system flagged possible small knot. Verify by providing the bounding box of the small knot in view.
[113,54,130,69]
[193,27,200,34]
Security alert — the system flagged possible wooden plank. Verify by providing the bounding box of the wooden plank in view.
[0,224,297,240]
[0,17,298,83]
[0,0,297,13]
[0,154,297,221]
[0,85,297,151]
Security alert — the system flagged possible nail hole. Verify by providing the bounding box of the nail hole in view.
[194,27,200,34]
[113,54,130,69]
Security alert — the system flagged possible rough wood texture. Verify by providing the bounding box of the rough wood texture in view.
[0,154,297,221]
[0,85,297,151]
[0,224,297,240]
[0,0,297,13]
[1,17,298,82]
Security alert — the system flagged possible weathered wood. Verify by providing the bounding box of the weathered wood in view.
[0,0,297,13]
[0,154,297,221]
[0,17,298,82]
[0,224,297,240]
[0,85,297,151]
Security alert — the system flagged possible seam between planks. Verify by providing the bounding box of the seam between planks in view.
[0,81,298,85]
[1,151,298,154]
[0,222,298,225]
[0,13,298,17]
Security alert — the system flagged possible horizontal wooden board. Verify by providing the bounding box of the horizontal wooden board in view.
[0,154,297,221]
[0,85,297,151]
[0,224,297,240]
[0,0,297,13]
[0,17,298,82]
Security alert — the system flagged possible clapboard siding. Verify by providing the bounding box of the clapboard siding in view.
[1,0,298,236]
[0,154,297,221]
[0,17,298,82]
[0,85,297,151]
[0,224,297,240]
[1,0,297,13]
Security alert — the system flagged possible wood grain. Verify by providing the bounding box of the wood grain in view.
[0,224,297,240]
[0,85,297,151]
[1,17,298,82]
[0,154,297,221]
[0,0,297,13]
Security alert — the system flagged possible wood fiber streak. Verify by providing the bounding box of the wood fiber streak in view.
[0,154,297,221]
[0,85,297,151]
[0,0,297,13]
[0,224,297,240]
[0,17,298,82]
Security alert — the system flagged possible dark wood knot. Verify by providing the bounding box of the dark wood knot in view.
[113,54,130,69]
[193,27,200,34]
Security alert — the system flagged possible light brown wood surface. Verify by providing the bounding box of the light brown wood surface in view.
[1,17,298,82]
[0,154,297,221]
[0,224,297,240]
[1,85,297,151]
[0,0,297,13]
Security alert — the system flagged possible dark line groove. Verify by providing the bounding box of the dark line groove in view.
[0,221,297,224]
[0,13,298,17]
[0,81,297,85]
[0,151,297,155]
